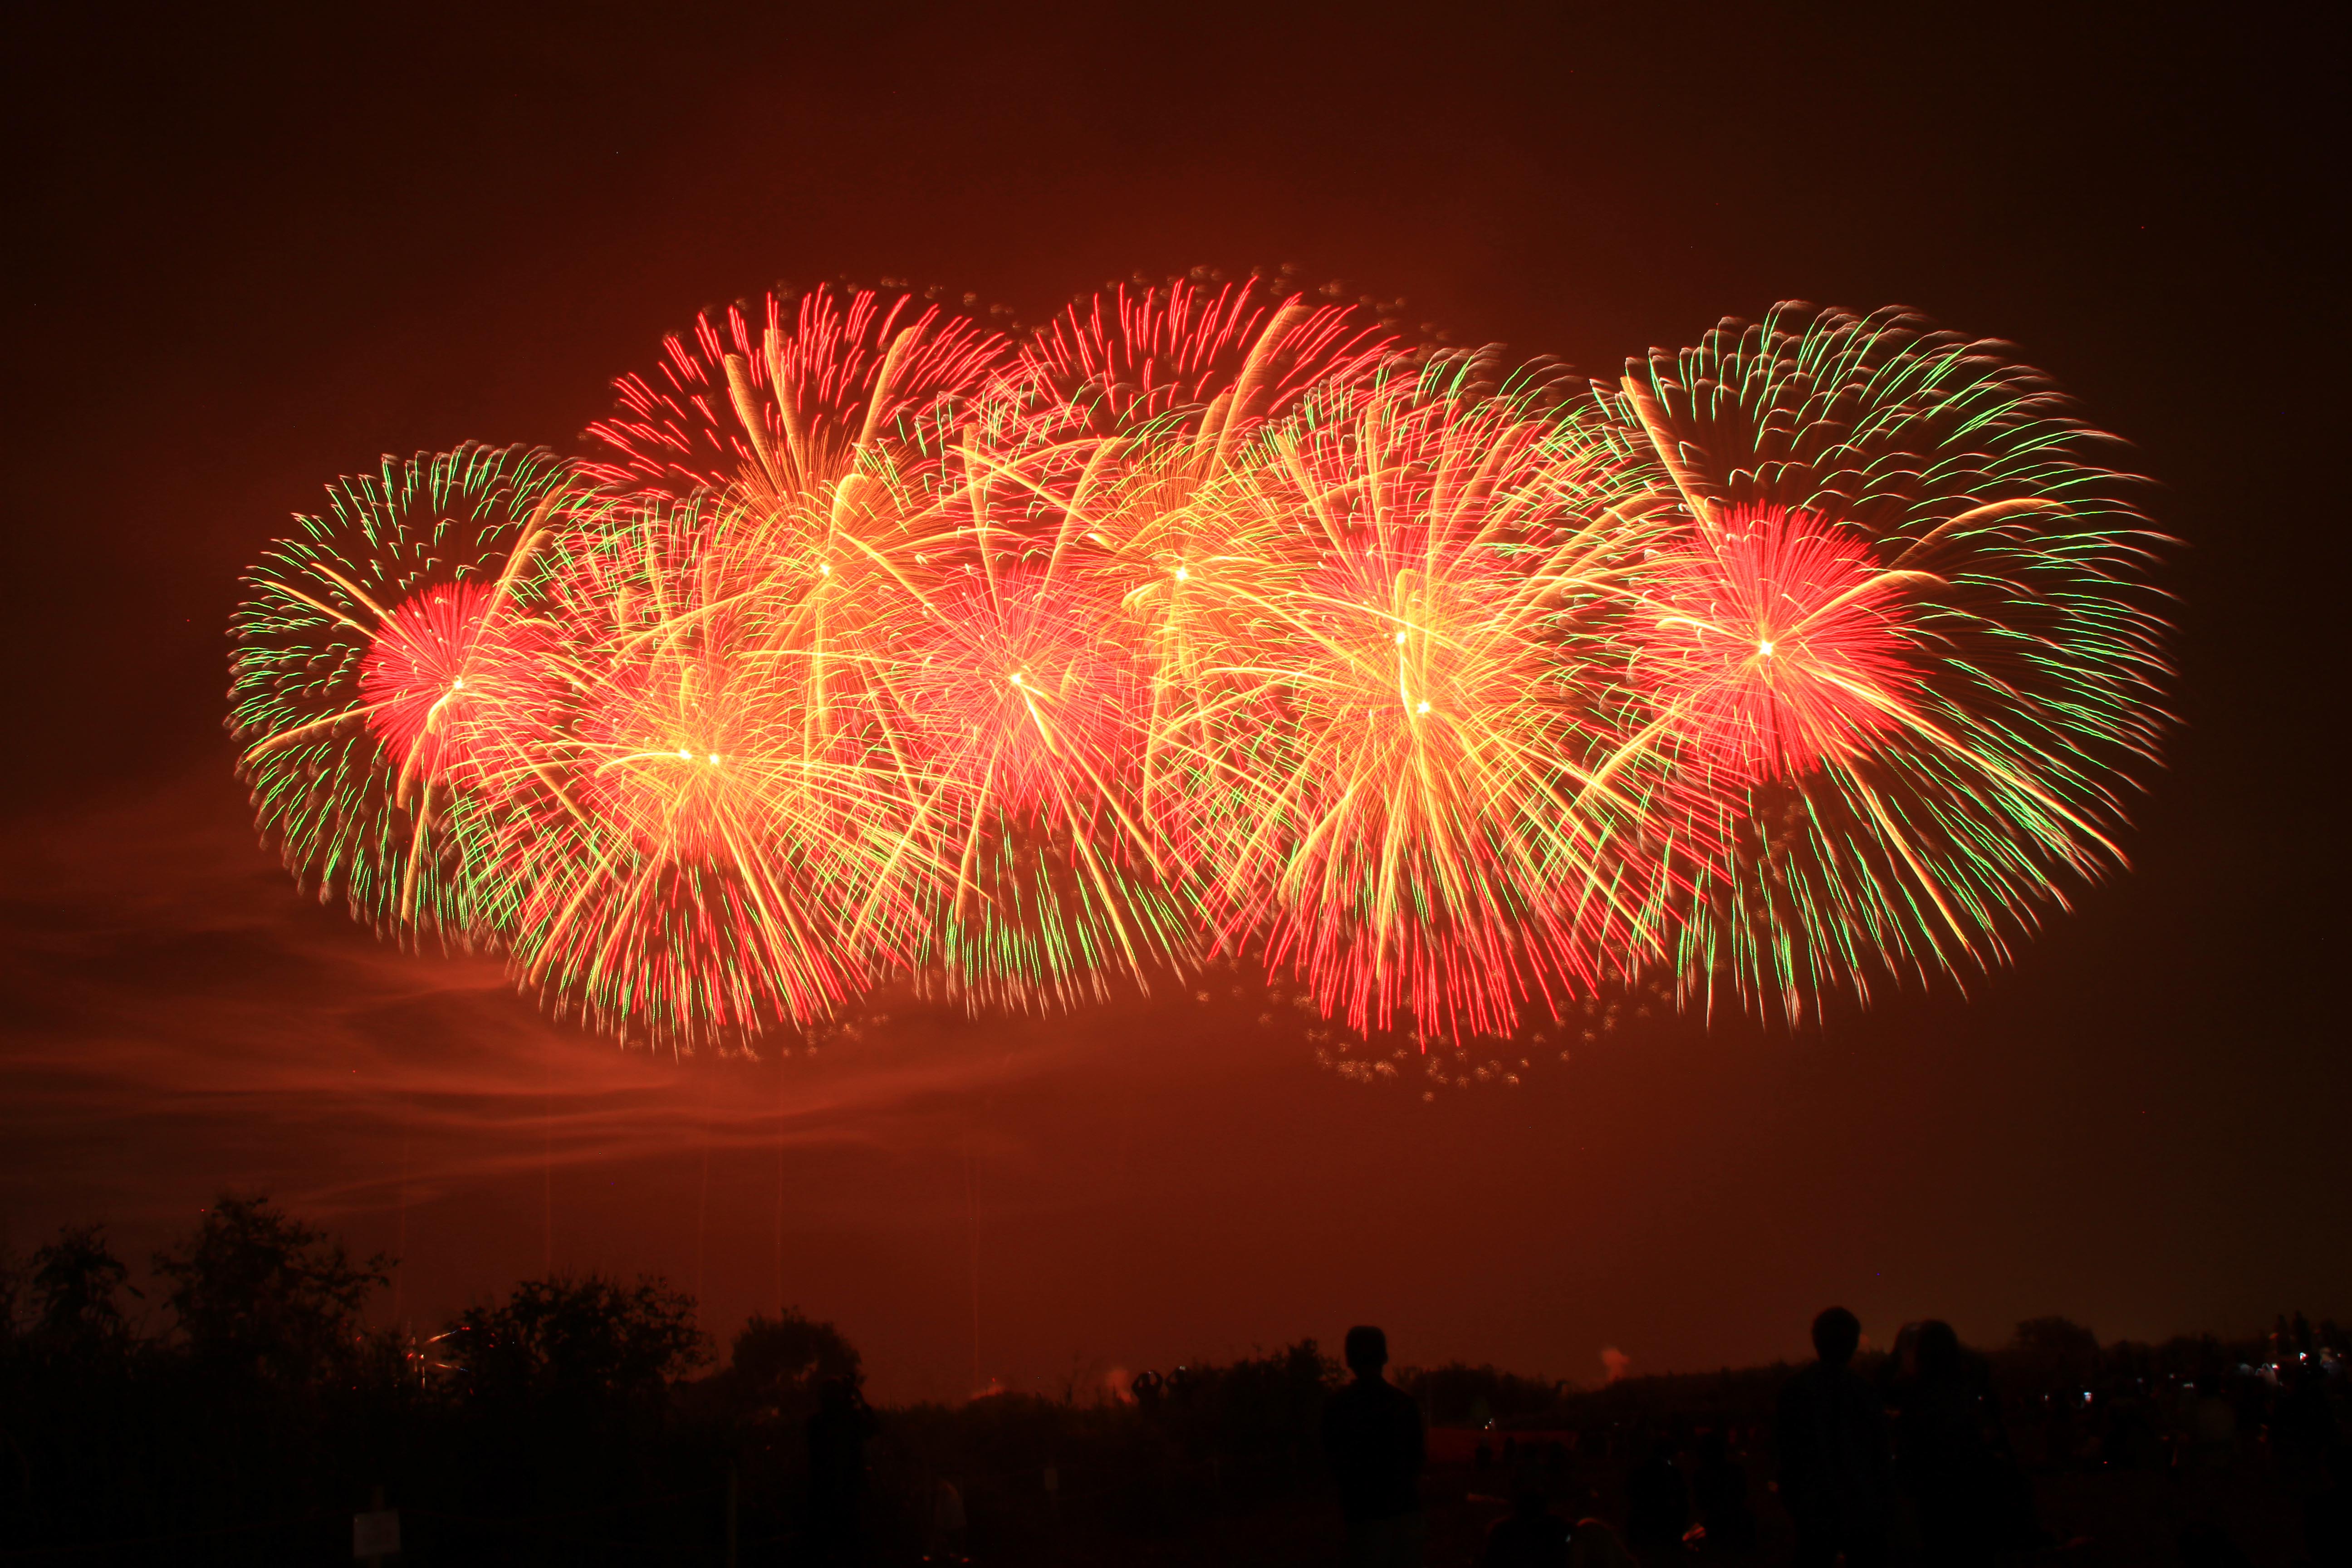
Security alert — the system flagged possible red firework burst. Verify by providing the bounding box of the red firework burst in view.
[900,564,1140,817]
[356,580,560,787]
[583,285,1011,492]
[1012,276,1396,441]
[1634,504,1915,781]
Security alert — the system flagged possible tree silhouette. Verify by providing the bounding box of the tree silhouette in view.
[28,1225,136,1360]
[451,1273,710,1409]
[152,1194,390,1385]
[2008,1317,2101,1395]
[730,1308,862,1412]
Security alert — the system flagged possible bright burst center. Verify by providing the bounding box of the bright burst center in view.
[574,656,774,862]
[903,569,1135,815]
[357,580,554,784]
[1638,504,1913,780]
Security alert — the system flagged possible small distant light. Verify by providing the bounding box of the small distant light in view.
[676,748,692,760]
[1416,701,1431,715]
[451,676,466,691]
[708,754,722,765]
[1174,567,1190,581]
[1394,631,1408,644]
[819,562,831,575]
[1758,639,1775,657]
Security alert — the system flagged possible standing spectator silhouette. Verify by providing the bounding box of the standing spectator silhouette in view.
[921,1475,968,1563]
[1322,1324,1426,1567]
[1890,1319,2029,1566]
[1690,1428,1758,1552]
[1625,1436,1690,1561]
[2193,1376,2240,1470]
[1775,1306,1892,1568]
[806,1376,877,1565]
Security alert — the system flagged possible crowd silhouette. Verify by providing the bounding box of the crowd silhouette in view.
[1,1197,2343,1563]
[1338,1304,2346,1568]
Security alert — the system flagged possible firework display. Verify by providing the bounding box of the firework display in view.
[230,444,587,940]
[1156,358,1676,1040]
[228,281,2170,1050]
[1608,308,2170,1020]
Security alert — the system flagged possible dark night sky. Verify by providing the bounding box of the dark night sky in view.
[1,1,2340,1402]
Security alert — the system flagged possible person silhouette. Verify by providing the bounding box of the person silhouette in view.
[1481,1468,1571,1567]
[1626,1435,1690,1562]
[1775,1307,1891,1568]
[1568,1517,1641,1568]
[806,1376,877,1565]
[920,1474,967,1564]
[1691,1428,1757,1553]
[1322,1324,1426,1567]
[1896,1319,2039,1566]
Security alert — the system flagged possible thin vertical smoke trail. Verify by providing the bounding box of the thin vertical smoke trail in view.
[691,1067,716,1311]
[393,1129,409,1327]
[965,1147,980,1396]
[774,1073,787,1313]
[540,1034,553,1276]
[695,1090,713,1311]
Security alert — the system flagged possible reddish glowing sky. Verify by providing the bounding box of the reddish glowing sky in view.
[1,1,2338,1402]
